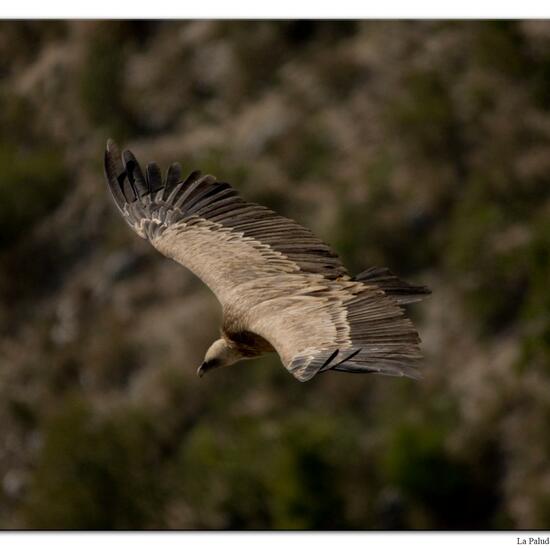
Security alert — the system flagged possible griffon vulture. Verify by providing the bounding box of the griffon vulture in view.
[104,140,430,382]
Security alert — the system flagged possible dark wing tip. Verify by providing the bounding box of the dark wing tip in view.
[165,162,183,189]
[104,139,127,211]
[146,162,164,193]
[105,142,209,211]
[354,266,431,304]
[122,148,148,198]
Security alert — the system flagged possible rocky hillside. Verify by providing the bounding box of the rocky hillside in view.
[0,20,549,528]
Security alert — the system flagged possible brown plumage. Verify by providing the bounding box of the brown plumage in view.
[104,140,430,382]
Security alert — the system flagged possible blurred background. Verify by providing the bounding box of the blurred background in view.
[0,20,549,530]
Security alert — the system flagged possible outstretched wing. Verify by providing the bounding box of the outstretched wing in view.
[104,140,426,382]
[104,140,348,304]
[244,276,424,382]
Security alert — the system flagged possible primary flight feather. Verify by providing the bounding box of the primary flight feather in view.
[104,140,430,382]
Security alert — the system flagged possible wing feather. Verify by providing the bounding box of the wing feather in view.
[354,266,431,305]
[105,141,348,282]
[146,162,163,193]
[163,163,184,197]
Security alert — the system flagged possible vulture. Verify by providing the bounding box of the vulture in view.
[104,140,430,382]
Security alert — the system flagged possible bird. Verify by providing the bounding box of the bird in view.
[104,140,430,382]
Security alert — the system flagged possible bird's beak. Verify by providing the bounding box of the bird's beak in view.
[197,362,207,378]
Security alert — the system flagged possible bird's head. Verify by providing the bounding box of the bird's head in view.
[197,338,242,378]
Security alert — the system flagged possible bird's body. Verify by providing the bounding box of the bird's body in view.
[104,141,430,381]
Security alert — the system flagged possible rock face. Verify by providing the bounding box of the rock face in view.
[0,20,549,529]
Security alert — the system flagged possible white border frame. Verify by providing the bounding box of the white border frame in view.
[3,1,550,19]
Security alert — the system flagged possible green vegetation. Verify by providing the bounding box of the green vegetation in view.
[0,144,67,250]
[78,23,140,139]
[0,92,68,250]
[23,399,165,529]
[0,20,549,530]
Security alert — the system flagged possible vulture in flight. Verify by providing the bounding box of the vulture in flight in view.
[104,140,430,382]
